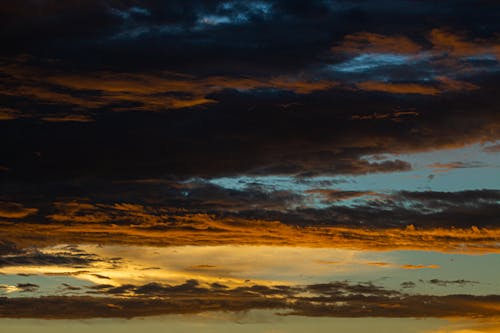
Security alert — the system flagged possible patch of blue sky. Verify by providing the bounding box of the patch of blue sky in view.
[0,274,89,298]
[344,251,500,296]
[330,53,413,73]
[209,168,499,194]
[366,142,500,170]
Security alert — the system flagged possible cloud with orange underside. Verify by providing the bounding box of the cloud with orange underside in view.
[356,77,478,95]
[0,202,38,219]
[2,205,500,253]
[0,61,338,116]
[333,29,497,95]
[429,29,500,59]
[0,287,499,319]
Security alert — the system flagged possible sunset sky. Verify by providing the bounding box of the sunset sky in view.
[1,1,499,332]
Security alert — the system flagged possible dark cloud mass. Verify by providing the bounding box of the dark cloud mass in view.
[0,280,499,319]
[0,1,499,181]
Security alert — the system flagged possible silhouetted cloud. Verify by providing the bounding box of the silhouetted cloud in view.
[426,279,479,287]
[15,283,39,293]
[0,279,498,319]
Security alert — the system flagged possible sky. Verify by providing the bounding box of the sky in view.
[0,1,499,332]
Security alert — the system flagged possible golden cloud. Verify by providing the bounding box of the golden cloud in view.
[2,207,500,253]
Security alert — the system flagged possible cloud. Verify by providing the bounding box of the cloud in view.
[0,246,99,268]
[400,281,416,289]
[1,210,499,253]
[0,187,498,253]
[0,107,21,120]
[400,264,440,270]
[0,202,37,218]
[0,2,499,322]
[356,81,441,95]
[0,280,499,319]
[304,189,376,203]
[15,283,39,293]
[330,28,497,96]
[427,279,479,287]
[356,78,478,95]
[0,60,338,115]
[427,161,487,173]
[429,28,500,59]
[331,32,422,55]
[1,66,499,180]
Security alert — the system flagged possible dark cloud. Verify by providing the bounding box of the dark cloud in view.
[0,279,499,319]
[1,79,498,180]
[61,283,82,291]
[0,246,119,268]
[0,202,498,252]
[0,184,498,252]
[0,240,21,256]
[400,281,416,289]
[15,283,39,293]
[426,279,479,287]
[3,179,499,229]
[0,1,499,181]
[304,189,376,203]
[0,251,94,268]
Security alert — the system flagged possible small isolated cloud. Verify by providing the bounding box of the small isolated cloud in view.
[15,283,39,293]
[400,281,416,289]
[427,279,479,287]
[401,264,440,270]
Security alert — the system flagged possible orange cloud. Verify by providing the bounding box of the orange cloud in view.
[356,78,478,95]
[401,264,440,270]
[429,29,500,59]
[0,61,337,114]
[0,107,21,120]
[2,206,500,253]
[436,76,479,92]
[0,202,38,219]
[356,81,441,95]
[334,29,500,60]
